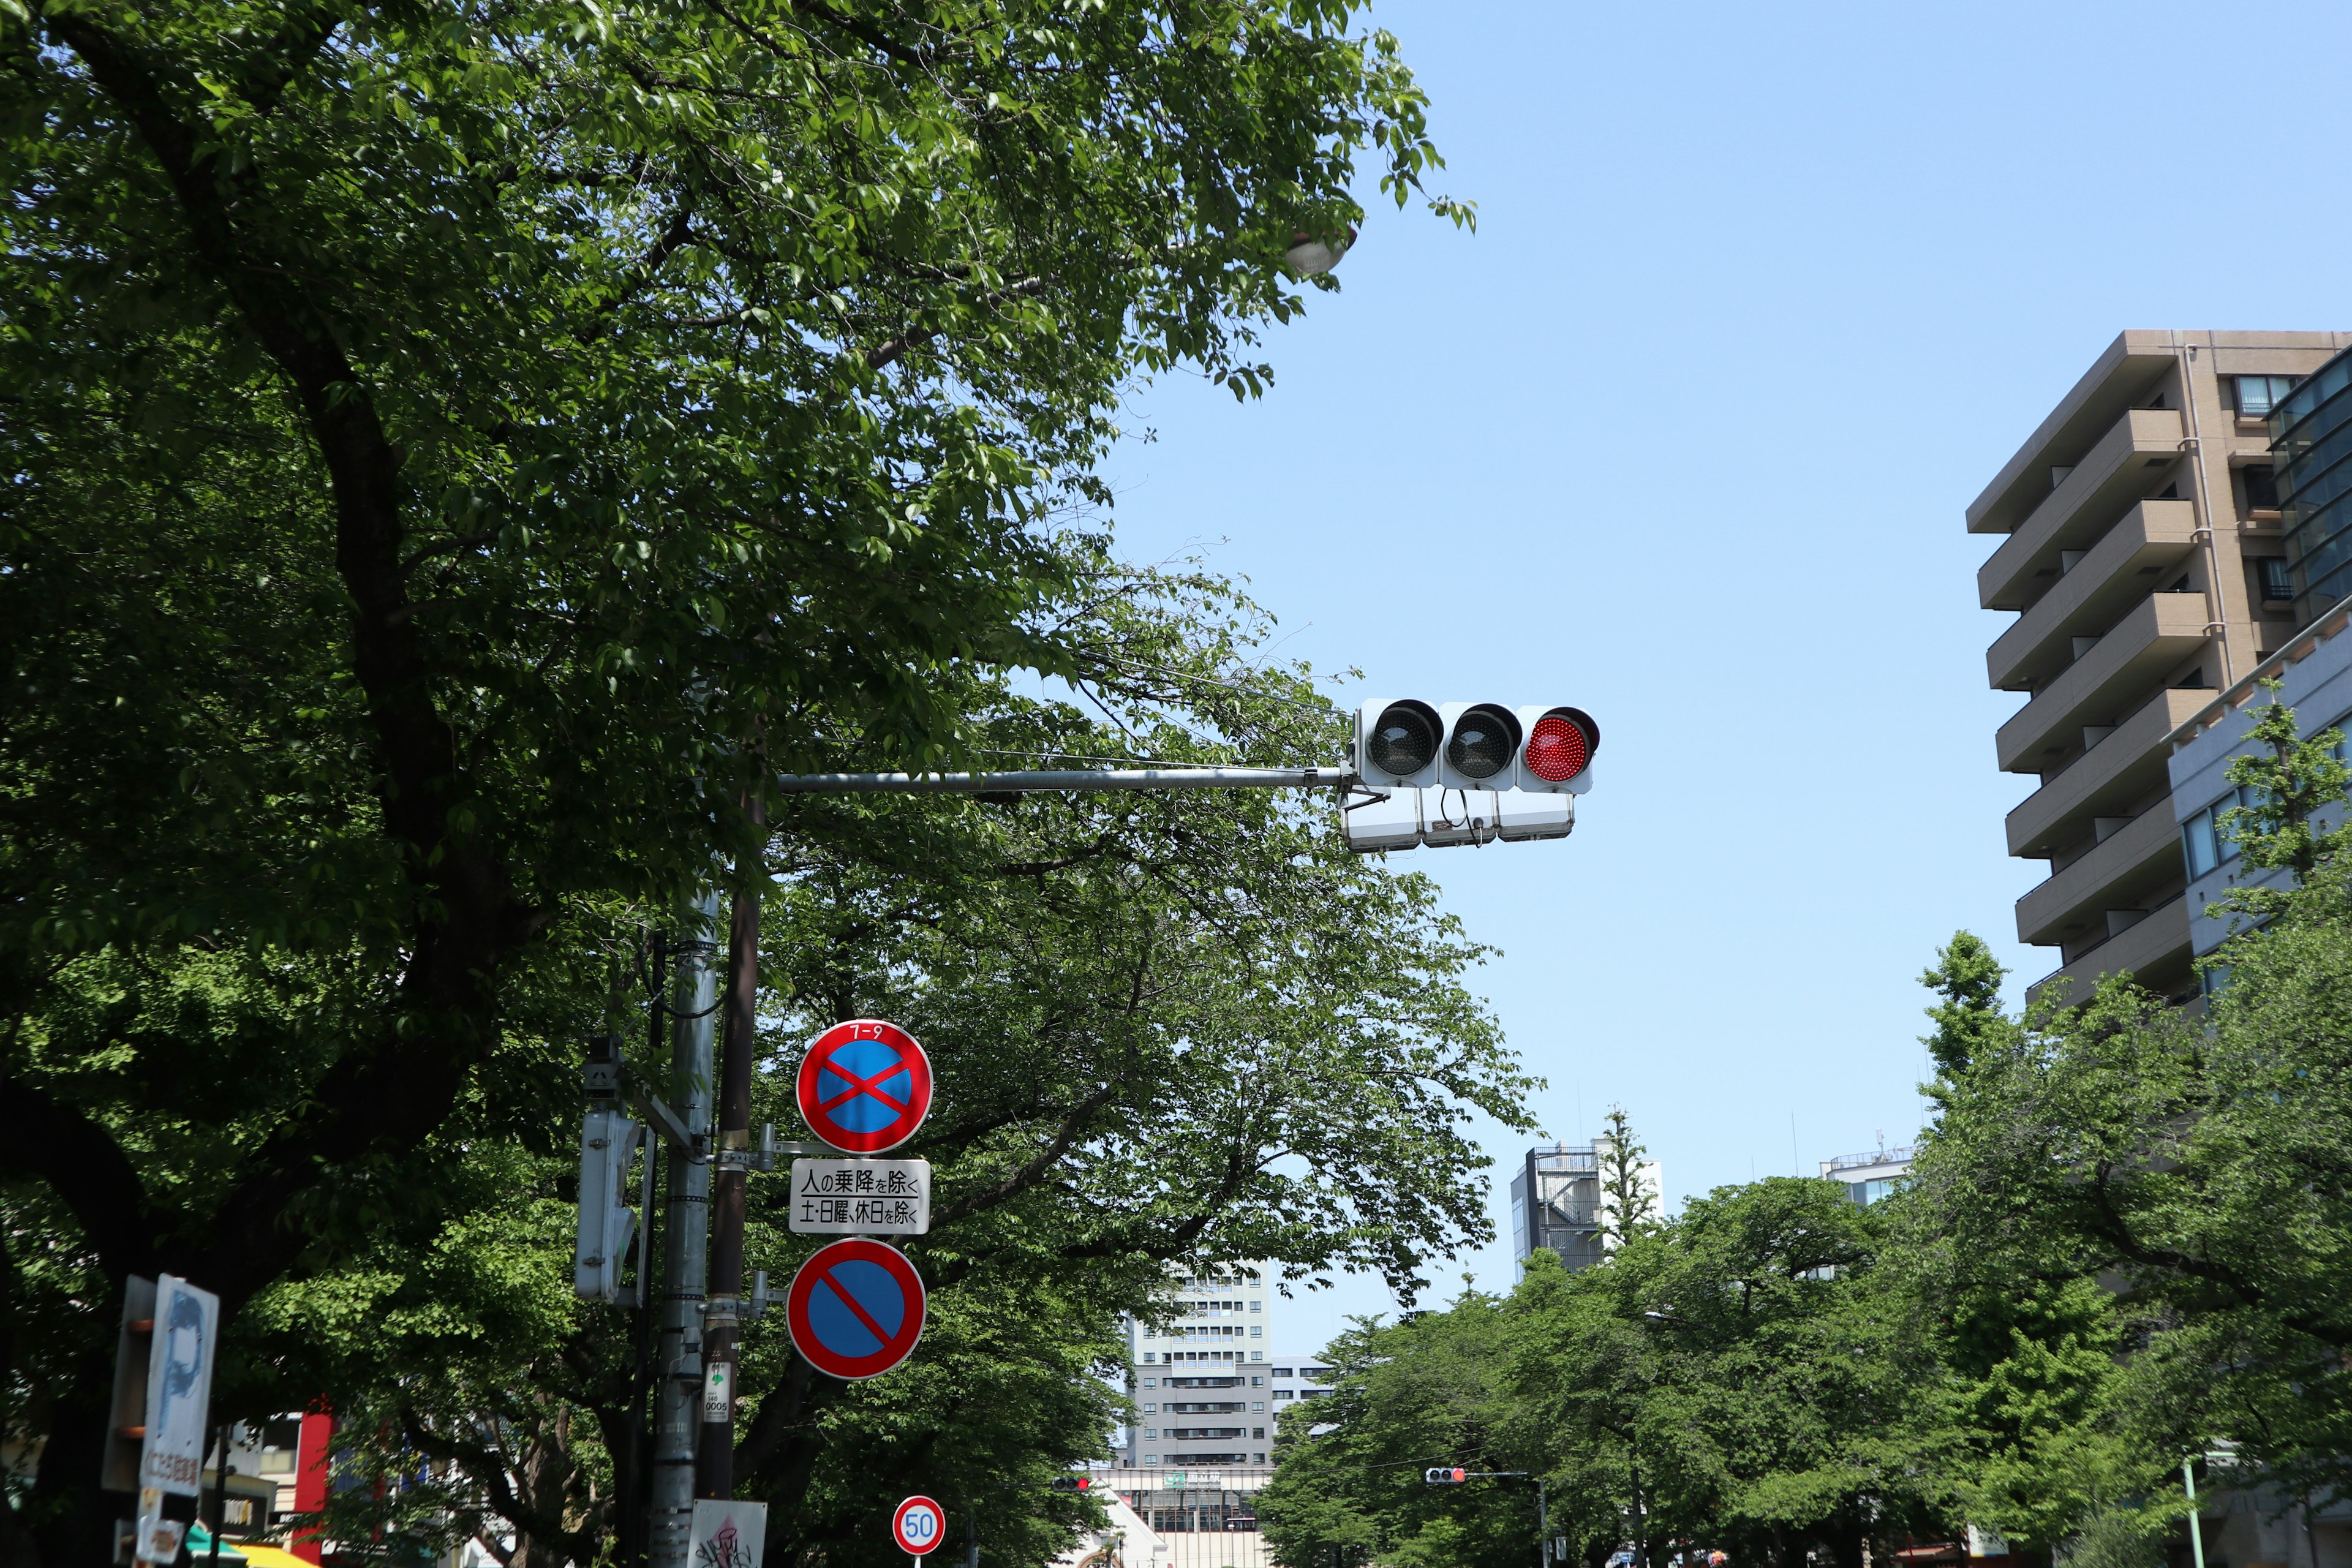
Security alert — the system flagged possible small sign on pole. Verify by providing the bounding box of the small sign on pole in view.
[691,1498,767,1568]
[787,1158,931,1235]
[893,1496,946,1557]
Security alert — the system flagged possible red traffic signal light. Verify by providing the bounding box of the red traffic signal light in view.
[1049,1476,1093,1492]
[1514,706,1597,792]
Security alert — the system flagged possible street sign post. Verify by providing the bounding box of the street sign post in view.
[132,1274,220,1564]
[893,1496,947,1557]
[788,1158,932,1235]
[797,1020,933,1153]
[785,1238,927,1379]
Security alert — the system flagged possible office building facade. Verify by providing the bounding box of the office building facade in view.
[1967,331,2352,1005]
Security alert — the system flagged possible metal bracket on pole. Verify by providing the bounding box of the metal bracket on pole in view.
[631,1083,698,1155]
[771,764,1354,796]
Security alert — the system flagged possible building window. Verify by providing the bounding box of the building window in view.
[2259,557,2292,601]
[1144,1455,1158,1466]
[2244,465,2282,510]
[1271,1367,1292,1378]
[2238,375,2297,417]
[1253,1428,1265,1439]
[1273,1390,1294,1401]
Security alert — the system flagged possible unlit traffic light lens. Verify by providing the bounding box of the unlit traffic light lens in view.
[1523,712,1592,782]
[1369,703,1440,776]
[1446,704,1518,780]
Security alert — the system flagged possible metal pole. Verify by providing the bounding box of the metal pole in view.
[208,1422,228,1563]
[1537,1479,1547,1568]
[649,893,721,1568]
[2185,1461,2207,1568]
[770,764,1352,796]
[699,803,764,1500]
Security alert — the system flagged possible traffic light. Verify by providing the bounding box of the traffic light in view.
[1424,1467,1468,1485]
[1514,706,1598,793]
[1355,701,1597,793]
[1356,699,1442,788]
[1049,1476,1095,1492]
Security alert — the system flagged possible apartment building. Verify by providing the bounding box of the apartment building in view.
[1968,331,2352,1005]
[1112,1263,1278,1468]
[2168,343,2352,974]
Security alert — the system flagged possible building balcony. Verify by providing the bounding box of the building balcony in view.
[1985,500,2198,691]
[1978,408,2186,611]
[2015,801,2183,947]
[2024,894,2192,1010]
[2005,688,2211,859]
[1995,591,2212,772]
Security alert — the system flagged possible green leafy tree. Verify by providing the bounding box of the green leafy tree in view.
[1596,1106,1658,1251]
[1262,1182,1942,1568]
[0,0,1477,1554]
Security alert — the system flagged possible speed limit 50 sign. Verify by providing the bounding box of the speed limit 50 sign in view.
[892,1496,946,1556]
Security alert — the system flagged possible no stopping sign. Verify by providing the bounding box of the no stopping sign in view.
[893,1496,946,1556]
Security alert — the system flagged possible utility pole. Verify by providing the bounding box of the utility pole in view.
[699,801,765,1501]
[649,893,720,1568]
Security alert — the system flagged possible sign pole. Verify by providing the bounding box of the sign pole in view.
[649,892,720,1568]
[700,801,765,1503]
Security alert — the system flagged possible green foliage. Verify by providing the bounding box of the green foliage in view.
[1920,931,2016,1081]
[2216,681,2352,900]
[1259,1181,1942,1568]
[1596,1106,1657,1248]
[0,0,1488,1558]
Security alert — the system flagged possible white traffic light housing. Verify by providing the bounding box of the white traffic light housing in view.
[1436,703,1523,790]
[573,1108,644,1303]
[1355,699,1443,788]
[1425,1467,1468,1485]
[1513,706,1598,794]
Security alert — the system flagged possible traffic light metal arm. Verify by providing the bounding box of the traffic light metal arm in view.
[771,764,1353,796]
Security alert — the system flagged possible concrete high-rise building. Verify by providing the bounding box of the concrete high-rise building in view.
[1509,1139,1662,1275]
[1968,331,2352,1005]
[1112,1262,1277,1471]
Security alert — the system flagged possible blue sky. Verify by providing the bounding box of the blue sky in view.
[1097,0,2352,1352]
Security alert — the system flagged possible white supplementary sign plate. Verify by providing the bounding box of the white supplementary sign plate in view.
[788,1158,931,1235]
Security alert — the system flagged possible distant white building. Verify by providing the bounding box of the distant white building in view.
[1819,1147,1912,1205]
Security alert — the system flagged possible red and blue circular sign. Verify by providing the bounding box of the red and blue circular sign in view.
[786,1238,927,1380]
[797,1019,932,1153]
[893,1496,946,1556]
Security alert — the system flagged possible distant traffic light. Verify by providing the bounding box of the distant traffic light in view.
[1048,1476,1095,1492]
[1355,701,1597,793]
[1424,1467,1468,1485]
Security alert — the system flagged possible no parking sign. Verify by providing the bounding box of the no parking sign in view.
[786,1238,927,1380]
[893,1496,946,1556]
[797,1020,932,1153]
